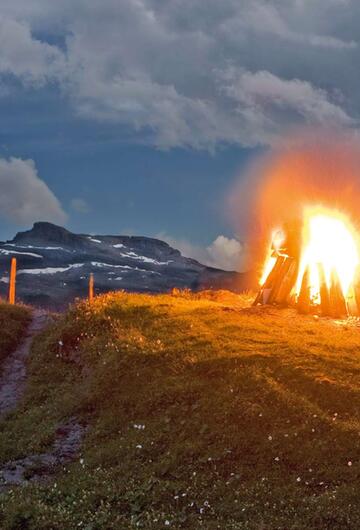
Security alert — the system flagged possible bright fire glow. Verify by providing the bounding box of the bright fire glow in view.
[261,206,360,305]
[296,207,359,302]
[259,229,285,285]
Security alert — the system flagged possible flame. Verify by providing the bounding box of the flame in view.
[261,206,360,305]
[296,207,359,302]
[259,229,285,285]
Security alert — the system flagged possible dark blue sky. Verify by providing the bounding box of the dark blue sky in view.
[0,84,256,244]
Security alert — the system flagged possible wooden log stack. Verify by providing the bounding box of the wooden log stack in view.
[254,255,298,307]
[254,254,357,318]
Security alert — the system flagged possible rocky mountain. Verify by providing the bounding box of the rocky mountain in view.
[0,222,251,309]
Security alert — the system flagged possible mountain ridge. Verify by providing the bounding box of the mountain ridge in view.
[0,222,250,308]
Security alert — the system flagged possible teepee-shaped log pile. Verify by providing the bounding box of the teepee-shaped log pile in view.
[254,253,360,318]
[253,255,298,307]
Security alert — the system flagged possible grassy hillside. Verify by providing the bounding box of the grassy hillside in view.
[0,302,31,364]
[1,291,360,528]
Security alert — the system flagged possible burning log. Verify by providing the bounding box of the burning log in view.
[353,264,360,315]
[318,263,330,316]
[329,269,347,318]
[297,267,311,314]
[267,259,291,304]
[254,207,360,319]
[346,286,358,316]
[274,258,298,305]
[253,255,299,307]
[253,255,285,305]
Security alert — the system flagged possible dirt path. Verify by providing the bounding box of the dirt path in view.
[0,418,86,493]
[0,309,87,492]
[0,309,50,416]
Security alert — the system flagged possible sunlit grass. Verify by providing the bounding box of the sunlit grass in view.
[1,290,360,528]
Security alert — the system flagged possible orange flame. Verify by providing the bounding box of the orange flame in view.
[259,228,285,285]
[295,207,359,302]
[261,206,360,305]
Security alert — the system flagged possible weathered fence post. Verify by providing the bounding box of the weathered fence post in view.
[89,273,94,303]
[8,257,17,305]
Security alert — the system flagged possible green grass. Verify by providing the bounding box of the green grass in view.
[2,290,360,528]
[0,302,31,365]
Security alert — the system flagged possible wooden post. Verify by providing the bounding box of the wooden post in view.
[89,273,94,303]
[8,257,16,305]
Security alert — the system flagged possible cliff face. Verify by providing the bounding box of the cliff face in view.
[0,222,250,308]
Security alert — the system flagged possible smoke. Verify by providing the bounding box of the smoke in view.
[230,130,360,272]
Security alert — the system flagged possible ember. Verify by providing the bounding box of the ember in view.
[255,206,360,317]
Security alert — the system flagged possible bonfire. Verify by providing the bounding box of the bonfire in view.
[254,205,360,317]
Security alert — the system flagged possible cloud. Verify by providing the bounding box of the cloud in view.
[206,235,243,271]
[217,68,353,145]
[0,1,359,148]
[0,15,66,85]
[158,233,245,271]
[232,2,357,50]
[70,197,90,214]
[0,157,67,225]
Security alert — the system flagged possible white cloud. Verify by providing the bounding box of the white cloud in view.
[223,69,352,124]
[0,157,67,225]
[0,15,65,85]
[217,68,353,145]
[231,2,357,50]
[158,233,245,271]
[0,1,359,148]
[206,235,243,271]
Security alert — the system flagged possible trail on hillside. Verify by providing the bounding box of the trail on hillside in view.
[0,310,86,492]
[0,418,86,493]
[0,309,49,416]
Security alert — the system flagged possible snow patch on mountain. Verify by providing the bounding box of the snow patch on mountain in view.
[18,263,85,275]
[0,249,43,258]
